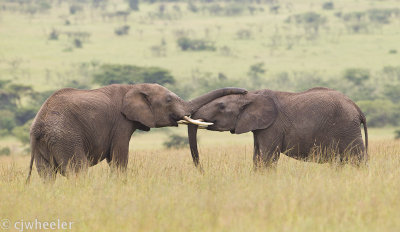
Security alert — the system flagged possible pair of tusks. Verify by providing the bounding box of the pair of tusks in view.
[178,116,213,128]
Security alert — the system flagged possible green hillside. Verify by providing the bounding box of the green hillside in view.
[1,0,400,149]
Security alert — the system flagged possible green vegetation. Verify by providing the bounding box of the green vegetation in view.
[395,130,400,139]
[163,133,188,149]
[1,0,400,141]
[93,64,175,85]
[176,37,216,51]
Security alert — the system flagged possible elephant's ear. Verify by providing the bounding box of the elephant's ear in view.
[235,94,277,134]
[122,87,156,128]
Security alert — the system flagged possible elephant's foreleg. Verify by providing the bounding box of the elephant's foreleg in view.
[252,133,262,170]
[108,138,130,172]
[253,131,282,169]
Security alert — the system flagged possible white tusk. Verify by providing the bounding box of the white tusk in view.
[183,116,213,126]
[178,120,189,124]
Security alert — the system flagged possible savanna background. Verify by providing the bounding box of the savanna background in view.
[0,0,400,231]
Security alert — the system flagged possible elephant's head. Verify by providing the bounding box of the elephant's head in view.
[121,83,247,130]
[188,92,277,167]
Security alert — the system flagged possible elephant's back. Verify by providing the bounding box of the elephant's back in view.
[30,88,108,139]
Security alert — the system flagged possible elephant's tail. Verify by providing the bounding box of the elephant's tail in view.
[25,136,36,185]
[361,114,368,155]
[357,109,368,163]
[352,102,368,153]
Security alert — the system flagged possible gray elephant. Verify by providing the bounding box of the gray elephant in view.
[187,87,368,168]
[26,84,246,181]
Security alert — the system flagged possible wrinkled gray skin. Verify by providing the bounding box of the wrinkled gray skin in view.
[27,84,246,181]
[188,87,368,169]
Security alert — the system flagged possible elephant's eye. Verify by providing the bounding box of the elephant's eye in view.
[217,103,225,110]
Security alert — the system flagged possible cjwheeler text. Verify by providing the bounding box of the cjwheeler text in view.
[14,219,73,231]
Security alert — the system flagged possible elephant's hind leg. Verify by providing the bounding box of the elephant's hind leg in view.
[61,150,89,177]
[35,154,57,182]
[340,137,367,167]
[50,144,89,178]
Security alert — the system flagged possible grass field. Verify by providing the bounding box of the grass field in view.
[0,136,399,231]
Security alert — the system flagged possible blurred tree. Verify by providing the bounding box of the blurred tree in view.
[12,119,32,146]
[93,64,175,86]
[127,0,139,11]
[357,100,399,127]
[383,84,400,103]
[395,130,400,139]
[322,2,334,10]
[0,147,10,156]
[177,37,216,51]
[344,68,370,85]
[247,62,266,88]
[163,134,188,149]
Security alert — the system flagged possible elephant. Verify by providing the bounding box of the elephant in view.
[26,83,246,182]
[187,87,368,169]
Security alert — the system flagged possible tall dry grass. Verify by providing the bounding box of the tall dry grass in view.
[0,140,399,231]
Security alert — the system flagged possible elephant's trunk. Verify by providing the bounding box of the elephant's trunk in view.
[188,88,247,114]
[188,124,200,167]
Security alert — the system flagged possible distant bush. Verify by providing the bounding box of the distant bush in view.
[236,29,252,40]
[14,107,36,125]
[163,134,188,149]
[101,11,130,22]
[285,12,326,38]
[150,45,166,57]
[219,46,233,57]
[383,84,400,103]
[247,62,266,88]
[338,8,400,33]
[357,100,400,127]
[114,25,130,36]
[12,120,32,145]
[342,12,367,22]
[367,8,400,24]
[343,68,370,85]
[73,38,82,48]
[208,3,223,15]
[48,29,59,40]
[187,1,199,13]
[172,70,240,99]
[69,4,83,15]
[269,5,280,14]
[224,4,245,16]
[93,64,175,86]
[177,37,216,51]
[0,110,16,132]
[0,147,10,156]
[395,130,400,139]
[0,81,41,137]
[322,2,334,10]
[128,0,139,11]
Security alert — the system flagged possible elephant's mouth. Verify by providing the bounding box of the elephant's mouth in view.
[169,114,180,126]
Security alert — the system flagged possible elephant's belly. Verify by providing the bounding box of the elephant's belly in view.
[283,144,338,163]
[85,147,109,166]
